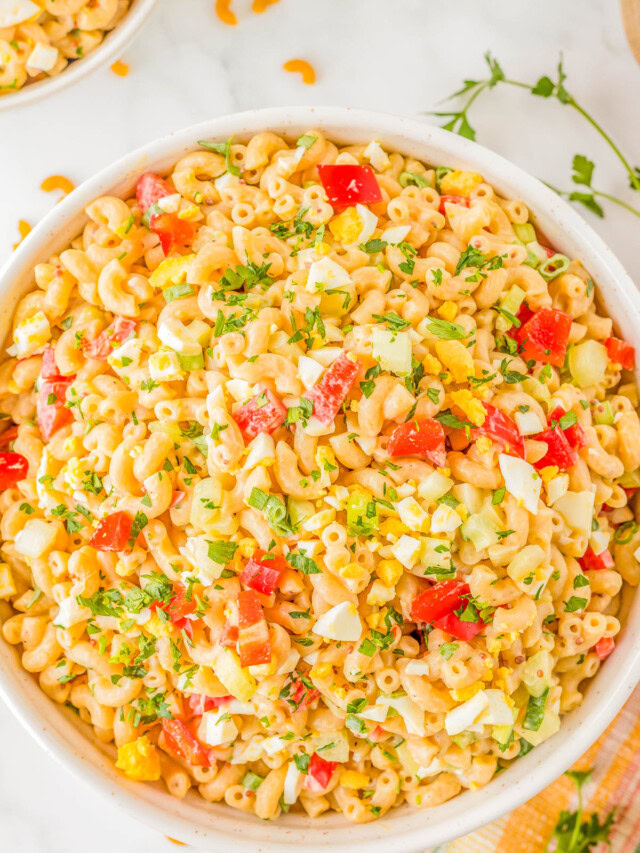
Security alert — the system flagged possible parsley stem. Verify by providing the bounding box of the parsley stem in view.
[567,778,584,852]
[545,181,640,219]
[568,100,640,193]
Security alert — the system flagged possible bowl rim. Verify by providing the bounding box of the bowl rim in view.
[0,0,158,112]
[2,106,640,852]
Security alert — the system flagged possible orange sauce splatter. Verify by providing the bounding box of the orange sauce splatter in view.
[252,0,280,12]
[110,60,129,77]
[166,839,188,847]
[283,59,316,85]
[41,175,75,199]
[215,0,237,25]
[13,220,31,250]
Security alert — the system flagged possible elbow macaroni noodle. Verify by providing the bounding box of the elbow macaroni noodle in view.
[0,130,638,822]
[0,0,131,94]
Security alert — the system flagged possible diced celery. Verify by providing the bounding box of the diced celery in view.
[288,497,315,528]
[496,285,526,332]
[461,506,501,551]
[539,254,570,282]
[190,477,223,532]
[617,468,640,488]
[522,376,551,405]
[513,223,536,244]
[372,328,412,376]
[242,772,264,791]
[310,732,349,763]
[451,731,476,749]
[522,650,553,697]
[568,340,608,389]
[185,318,211,346]
[346,490,378,536]
[517,709,560,747]
[178,352,205,371]
[418,471,455,503]
[527,241,550,266]
[396,741,420,776]
[492,724,514,750]
[593,400,614,425]
[522,244,541,269]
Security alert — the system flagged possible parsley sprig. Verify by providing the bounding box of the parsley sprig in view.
[544,769,615,853]
[432,53,640,220]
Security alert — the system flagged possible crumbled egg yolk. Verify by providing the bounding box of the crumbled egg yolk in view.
[450,681,482,703]
[437,301,458,322]
[115,735,161,781]
[309,662,332,680]
[379,518,410,539]
[338,562,367,581]
[475,435,493,454]
[0,563,17,599]
[63,457,87,492]
[422,353,443,375]
[315,241,331,256]
[376,559,404,587]
[340,770,371,789]
[329,207,364,245]
[366,608,388,630]
[450,389,486,426]
[144,611,176,638]
[493,666,513,693]
[439,170,483,197]
[435,340,474,384]
[11,310,50,358]
[539,465,559,484]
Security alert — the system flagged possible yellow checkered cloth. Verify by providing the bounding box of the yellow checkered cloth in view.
[438,685,640,852]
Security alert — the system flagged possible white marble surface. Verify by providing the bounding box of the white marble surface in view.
[0,0,639,850]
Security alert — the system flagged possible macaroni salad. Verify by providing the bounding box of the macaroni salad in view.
[1,131,639,822]
[0,0,131,93]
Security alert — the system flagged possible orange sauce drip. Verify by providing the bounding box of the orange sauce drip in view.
[283,58,316,85]
[13,220,31,250]
[41,175,75,199]
[215,0,237,25]
[252,0,280,12]
[110,60,129,77]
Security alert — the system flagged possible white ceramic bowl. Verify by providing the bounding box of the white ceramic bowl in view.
[1,107,640,852]
[0,0,158,112]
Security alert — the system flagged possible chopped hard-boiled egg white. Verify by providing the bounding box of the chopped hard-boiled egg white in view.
[475,690,513,727]
[297,354,324,389]
[312,601,362,642]
[54,595,91,629]
[328,203,378,247]
[380,224,411,245]
[148,350,184,382]
[0,0,39,27]
[405,659,430,675]
[366,579,396,606]
[363,140,391,172]
[391,534,422,569]
[589,529,610,555]
[14,518,58,559]
[179,535,226,584]
[358,704,389,723]
[498,454,541,514]
[554,491,595,533]
[515,409,545,436]
[202,709,238,746]
[283,761,304,805]
[372,328,412,376]
[396,496,428,532]
[157,317,201,355]
[445,690,490,736]
[156,193,182,214]
[107,338,143,375]
[306,257,352,293]
[243,433,275,470]
[26,43,59,73]
[376,695,425,736]
[9,310,51,358]
[418,471,455,503]
[430,504,462,534]
[546,473,569,505]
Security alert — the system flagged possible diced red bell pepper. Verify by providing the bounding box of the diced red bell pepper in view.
[237,590,271,667]
[515,302,534,329]
[516,307,572,367]
[434,610,484,641]
[166,584,197,627]
[0,452,28,489]
[282,675,320,713]
[161,718,210,767]
[387,418,446,466]
[240,551,286,595]
[89,511,133,551]
[533,425,578,471]
[37,378,73,441]
[605,337,635,371]
[149,212,196,256]
[578,547,614,572]
[305,753,337,791]
[233,388,287,442]
[41,346,71,381]
[305,352,360,425]
[185,694,232,720]
[0,425,18,451]
[539,244,556,259]
[83,317,137,360]
[595,637,615,661]
[547,406,587,450]
[411,580,470,623]
[219,621,239,649]
[136,172,174,212]
[317,164,382,208]
[472,404,525,458]
[439,195,470,216]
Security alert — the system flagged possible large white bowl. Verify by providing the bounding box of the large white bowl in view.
[1,107,640,852]
[0,0,158,112]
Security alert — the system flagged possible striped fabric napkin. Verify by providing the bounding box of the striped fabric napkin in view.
[437,684,640,852]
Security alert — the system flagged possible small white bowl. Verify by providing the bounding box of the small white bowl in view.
[1,107,640,852]
[0,0,158,111]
